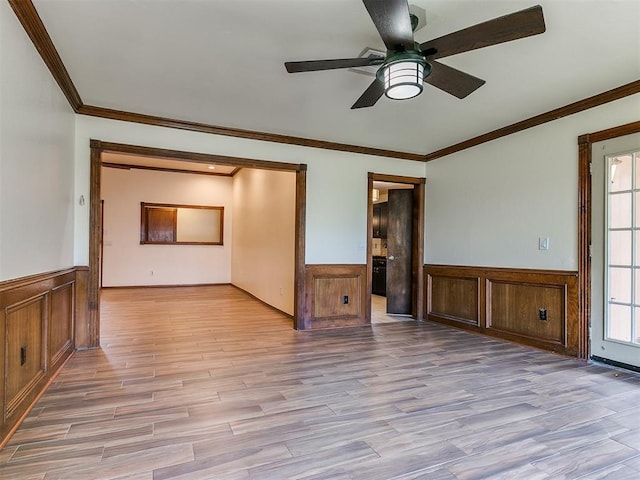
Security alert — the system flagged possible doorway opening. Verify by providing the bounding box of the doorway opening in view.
[86,140,307,349]
[367,173,425,324]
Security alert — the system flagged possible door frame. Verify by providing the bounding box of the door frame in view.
[86,139,307,348]
[366,173,425,323]
[577,120,640,361]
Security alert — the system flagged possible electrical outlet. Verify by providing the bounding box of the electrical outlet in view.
[539,308,547,321]
[343,295,349,305]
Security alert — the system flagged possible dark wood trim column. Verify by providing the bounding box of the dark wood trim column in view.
[577,137,592,360]
[412,181,425,321]
[74,266,90,349]
[88,140,102,348]
[365,174,374,325]
[294,167,307,330]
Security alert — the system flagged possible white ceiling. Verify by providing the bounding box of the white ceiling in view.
[32,0,640,156]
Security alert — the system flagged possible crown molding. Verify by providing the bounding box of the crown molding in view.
[77,105,424,161]
[424,80,640,161]
[8,1,422,162]
[93,140,305,172]
[8,0,82,111]
[9,0,640,164]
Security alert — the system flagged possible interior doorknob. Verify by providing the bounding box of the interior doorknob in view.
[388,255,395,260]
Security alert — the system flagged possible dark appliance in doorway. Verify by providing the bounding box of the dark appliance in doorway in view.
[372,256,386,296]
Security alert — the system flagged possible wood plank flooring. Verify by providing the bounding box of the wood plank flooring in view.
[371,294,413,324]
[1,285,639,479]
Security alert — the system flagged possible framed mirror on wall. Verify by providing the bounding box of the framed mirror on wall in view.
[140,202,224,245]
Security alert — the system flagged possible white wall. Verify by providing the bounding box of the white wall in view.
[101,167,232,286]
[0,3,75,281]
[424,96,640,271]
[72,85,638,275]
[74,116,427,267]
[232,168,296,315]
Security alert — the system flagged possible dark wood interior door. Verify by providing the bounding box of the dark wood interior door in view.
[386,189,413,314]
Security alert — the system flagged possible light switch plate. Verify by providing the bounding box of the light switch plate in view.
[539,237,549,250]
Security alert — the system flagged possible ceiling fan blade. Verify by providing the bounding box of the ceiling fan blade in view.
[351,79,385,109]
[420,5,545,60]
[363,0,415,52]
[285,57,383,73]
[424,61,485,99]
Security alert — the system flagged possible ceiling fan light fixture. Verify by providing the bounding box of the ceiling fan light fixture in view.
[379,53,429,101]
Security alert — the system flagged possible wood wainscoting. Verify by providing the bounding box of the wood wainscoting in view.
[0,268,82,449]
[303,265,367,329]
[425,265,579,356]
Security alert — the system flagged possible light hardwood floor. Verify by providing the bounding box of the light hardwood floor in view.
[1,285,639,479]
[371,294,413,324]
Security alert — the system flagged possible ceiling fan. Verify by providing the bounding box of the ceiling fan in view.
[284,0,545,109]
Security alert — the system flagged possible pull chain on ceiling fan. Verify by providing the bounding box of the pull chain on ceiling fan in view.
[284,0,546,109]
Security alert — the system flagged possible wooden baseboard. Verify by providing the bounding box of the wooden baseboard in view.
[425,265,579,356]
[100,282,232,289]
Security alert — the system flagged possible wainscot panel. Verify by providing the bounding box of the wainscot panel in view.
[489,282,565,344]
[0,268,79,449]
[429,275,479,325]
[425,265,579,356]
[5,297,46,420]
[303,265,367,329]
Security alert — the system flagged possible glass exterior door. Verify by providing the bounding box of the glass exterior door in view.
[592,134,640,367]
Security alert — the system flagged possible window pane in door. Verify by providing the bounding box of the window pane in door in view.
[606,150,640,348]
[609,267,632,304]
[611,154,632,192]
[610,193,632,228]
[608,304,632,342]
[610,230,632,265]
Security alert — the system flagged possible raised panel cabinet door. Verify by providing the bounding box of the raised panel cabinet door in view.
[372,204,381,238]
[379,202,388,239]
[387,190,413,314]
